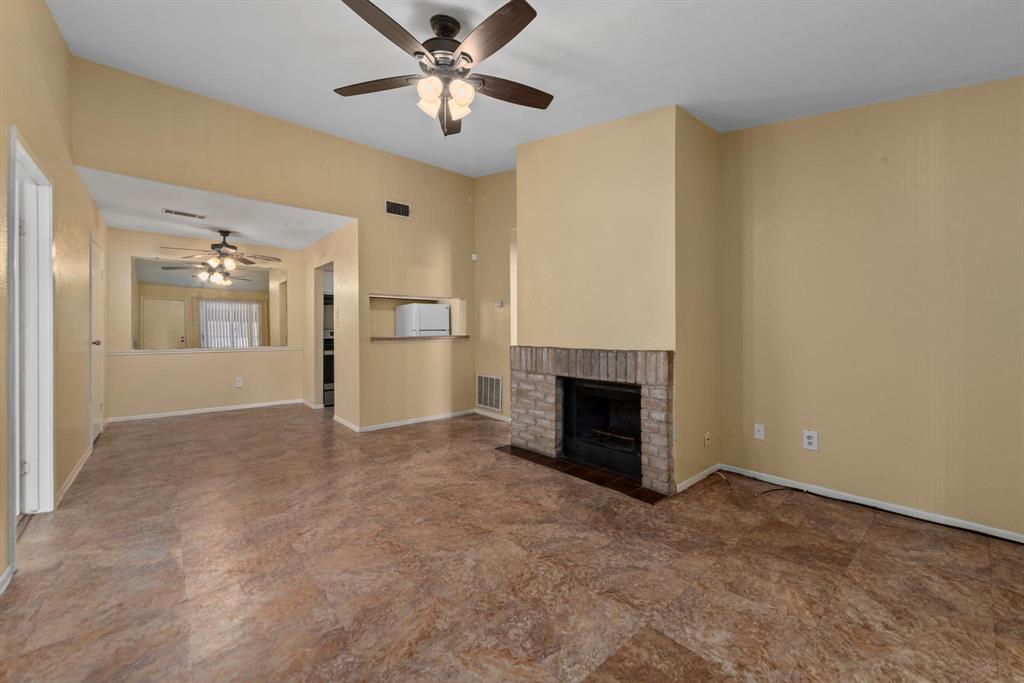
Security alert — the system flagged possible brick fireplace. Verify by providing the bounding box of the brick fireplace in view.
[510,346,674,494]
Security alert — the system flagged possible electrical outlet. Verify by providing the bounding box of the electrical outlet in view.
[754,423,765,440]
[802,429,819,452]
[235,377,244,388]
[703,431,711,448]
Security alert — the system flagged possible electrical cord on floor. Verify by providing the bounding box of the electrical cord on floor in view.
[715,470,793,498]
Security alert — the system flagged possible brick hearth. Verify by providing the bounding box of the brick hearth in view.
[510,346,674,494]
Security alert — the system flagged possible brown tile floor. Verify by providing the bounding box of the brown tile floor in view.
[1,405,1021,681]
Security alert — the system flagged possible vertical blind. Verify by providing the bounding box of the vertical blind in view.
[199,299,261,348]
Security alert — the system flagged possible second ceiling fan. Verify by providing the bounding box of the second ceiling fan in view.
[334,0,553,136]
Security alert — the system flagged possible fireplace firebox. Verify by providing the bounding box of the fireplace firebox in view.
[562,379,642,479]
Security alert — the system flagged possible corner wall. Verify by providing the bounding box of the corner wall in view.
[719,77,1024,534]
[70,58,475,431]
[473,171,515,418]
[0,0,108,569]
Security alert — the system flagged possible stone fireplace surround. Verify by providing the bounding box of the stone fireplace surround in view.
[510,346,674,494]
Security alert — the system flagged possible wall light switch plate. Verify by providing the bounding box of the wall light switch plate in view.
[235,377,244,388]
[802,429,819,451]
[754,423,765,440]
[471,253,479,261]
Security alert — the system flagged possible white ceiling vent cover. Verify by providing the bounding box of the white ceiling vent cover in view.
[385,200,411,218]
[477,375,502,412]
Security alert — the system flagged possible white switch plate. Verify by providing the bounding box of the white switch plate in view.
[802,429,819,451]
[703,431,711,448]
[754,423,765,440]
[235,377,244,388]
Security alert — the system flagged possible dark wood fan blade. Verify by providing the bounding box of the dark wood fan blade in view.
[469,74,552,109]
[340,0,434,64]
[439,99,462,136]
[452,0,536,66]
[161,265,201,270]
[238,254,283,263]
[235,256,256,265]
[335,75,419,97]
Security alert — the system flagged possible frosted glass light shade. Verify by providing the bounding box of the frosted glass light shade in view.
[206,256,220,268]
[416,76,442,102]
[210,271,224,284]
[417,98,441,118]
[448,100,471,121]
[449,79,475,107]
[197,270,210,281]
[222,257,237,271]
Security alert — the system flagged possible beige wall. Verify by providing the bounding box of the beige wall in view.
[516,107,678,350]
[674,108,722,483]
[0,0,108,567]
[719,77,1024,534]
[105,227,304,418]
[71,58,476,430]
[473,171,515,417]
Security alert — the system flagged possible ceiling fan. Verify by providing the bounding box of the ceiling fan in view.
[334,0,553,136]
[159,263,255,287]
[159,229,282,286]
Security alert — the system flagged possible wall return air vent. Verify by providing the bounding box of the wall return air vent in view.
[385,200,411,218]
[477,375,503,412]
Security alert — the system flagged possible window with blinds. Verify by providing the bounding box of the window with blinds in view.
[199,299,261,349]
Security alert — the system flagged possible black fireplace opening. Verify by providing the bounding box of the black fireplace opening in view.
[562,378,642,479]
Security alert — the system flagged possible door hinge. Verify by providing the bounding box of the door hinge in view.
[20,461,30,476]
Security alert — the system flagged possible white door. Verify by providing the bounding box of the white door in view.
[14,155,55,515]
[141,298,186,349]
[89,240,105,441]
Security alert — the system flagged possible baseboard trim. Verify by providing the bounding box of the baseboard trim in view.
[56,444,93,506]
[0,564,12,597]
[335,409,476,433]
[674,462,721,493]
[105,399,304,424]
[715,464,1023,544]
[303,400,324,410]
[333,415,359,432]
[474,408,511,423]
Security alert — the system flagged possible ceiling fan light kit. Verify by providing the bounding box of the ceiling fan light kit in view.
[335,0,554,136]
[160,229,282,288]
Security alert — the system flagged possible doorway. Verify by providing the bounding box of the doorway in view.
[314,263,334,409]
[140,297,186,349]
[7,130,56,539]
[89,239,105,441]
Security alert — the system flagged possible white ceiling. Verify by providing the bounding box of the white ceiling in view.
[134,257,272,292]
[51,1,1024,177]
[77,167,352,250]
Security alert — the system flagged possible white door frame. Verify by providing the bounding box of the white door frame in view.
[7,127,56,550]
[89,238,104,441]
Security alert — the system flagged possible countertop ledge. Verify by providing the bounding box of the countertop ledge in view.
[370,335,470,342]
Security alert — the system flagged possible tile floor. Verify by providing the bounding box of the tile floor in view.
[0,405,1021,681]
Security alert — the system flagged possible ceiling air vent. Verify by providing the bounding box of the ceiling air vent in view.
[385,200,411,218]
[162,208,207,220]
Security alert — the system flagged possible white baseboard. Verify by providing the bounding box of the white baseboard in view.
[333,414,359,432]
[303,400,324,410]
[474,408,511,423]
[709,464,1023,544]
[335,409,476,433]
[56,444,93,506]
[0,564,12,597]
[105,399,304,424]
[674,462,721,493]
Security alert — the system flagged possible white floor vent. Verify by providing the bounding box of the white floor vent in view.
[476,375,503,412]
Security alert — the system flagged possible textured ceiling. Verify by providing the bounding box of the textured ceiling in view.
[50,0,1024,177]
